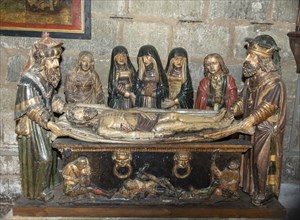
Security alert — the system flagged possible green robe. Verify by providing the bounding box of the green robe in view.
[15,69,60,200]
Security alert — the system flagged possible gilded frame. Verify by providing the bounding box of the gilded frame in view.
[0,0,91,39]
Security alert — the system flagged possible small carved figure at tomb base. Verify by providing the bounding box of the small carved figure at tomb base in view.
[135,45,169,108]
[64,51,105,104]
[15,32,65,201]
[210,152,240,199]
[108,46,137,109]
[62,156,111,198]
[162,47,193,109]
[194,53,237,111]
[115,164,183,199]
[208,37,286,206]
[190,153,240,200]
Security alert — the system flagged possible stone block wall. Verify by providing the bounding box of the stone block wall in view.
[0,0,299,199]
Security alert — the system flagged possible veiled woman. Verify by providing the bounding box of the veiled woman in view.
[162,47,193,109]
[135,45,168,108]
[108,46,136,109]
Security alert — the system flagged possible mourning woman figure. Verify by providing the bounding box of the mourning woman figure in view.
[162,47,193,109]
[194,53,237,111]
[108,46,136,109]
[135,45,168,108]
[64,51,105,104]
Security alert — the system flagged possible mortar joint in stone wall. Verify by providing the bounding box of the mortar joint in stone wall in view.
[178,19,203,23]
[110,16,133,20]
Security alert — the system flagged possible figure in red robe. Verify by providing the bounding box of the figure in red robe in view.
[194,53,237,111]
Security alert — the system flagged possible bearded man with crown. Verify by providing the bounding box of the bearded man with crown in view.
[229,35,287,206]
[15,32,66,201]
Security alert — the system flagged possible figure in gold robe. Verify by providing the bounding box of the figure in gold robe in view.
[210,158,240,199]
[64,51,105,104]
[62,156,111,198]
[231,36,287,206]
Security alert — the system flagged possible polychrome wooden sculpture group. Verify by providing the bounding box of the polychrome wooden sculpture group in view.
[14,32,286,207]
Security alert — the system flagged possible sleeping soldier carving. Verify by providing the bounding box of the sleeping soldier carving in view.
[62,156,111,198]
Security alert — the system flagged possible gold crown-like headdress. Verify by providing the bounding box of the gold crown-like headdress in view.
[36,32,63,49]
[245,39,276,58]
[33,32,63,58]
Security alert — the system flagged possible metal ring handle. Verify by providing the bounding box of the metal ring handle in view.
[113,163,132,179]
[172,164,191,179]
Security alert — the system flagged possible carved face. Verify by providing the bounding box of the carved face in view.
[68,107,98,124]
[115,53,127,65]
[173,56,184,68]
[80,55,94,72]
[176,158,189,168]
[228,160,239,170]
[44,55,61,88]
[174,152,191,168]
[142,55,153,66]
[205,56,221,75]
[242,52,260,78]
[113,152,132,167]
[76,156,90,168]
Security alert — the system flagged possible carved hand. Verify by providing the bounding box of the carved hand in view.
[40,110,50,124]
[239,115,255,135]
[117,84,126,96]
[213,96,223,104]
[63,103,72,113]
[47,121,64,137]
[202,115,254,140]
[225,109,234,120]
[161,98,175,109]
[129,92,136,104]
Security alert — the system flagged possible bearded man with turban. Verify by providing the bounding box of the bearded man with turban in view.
[230,36,287,206]
[15,32,65,201]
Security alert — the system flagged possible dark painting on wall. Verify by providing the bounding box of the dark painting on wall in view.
[0,0,91,39]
